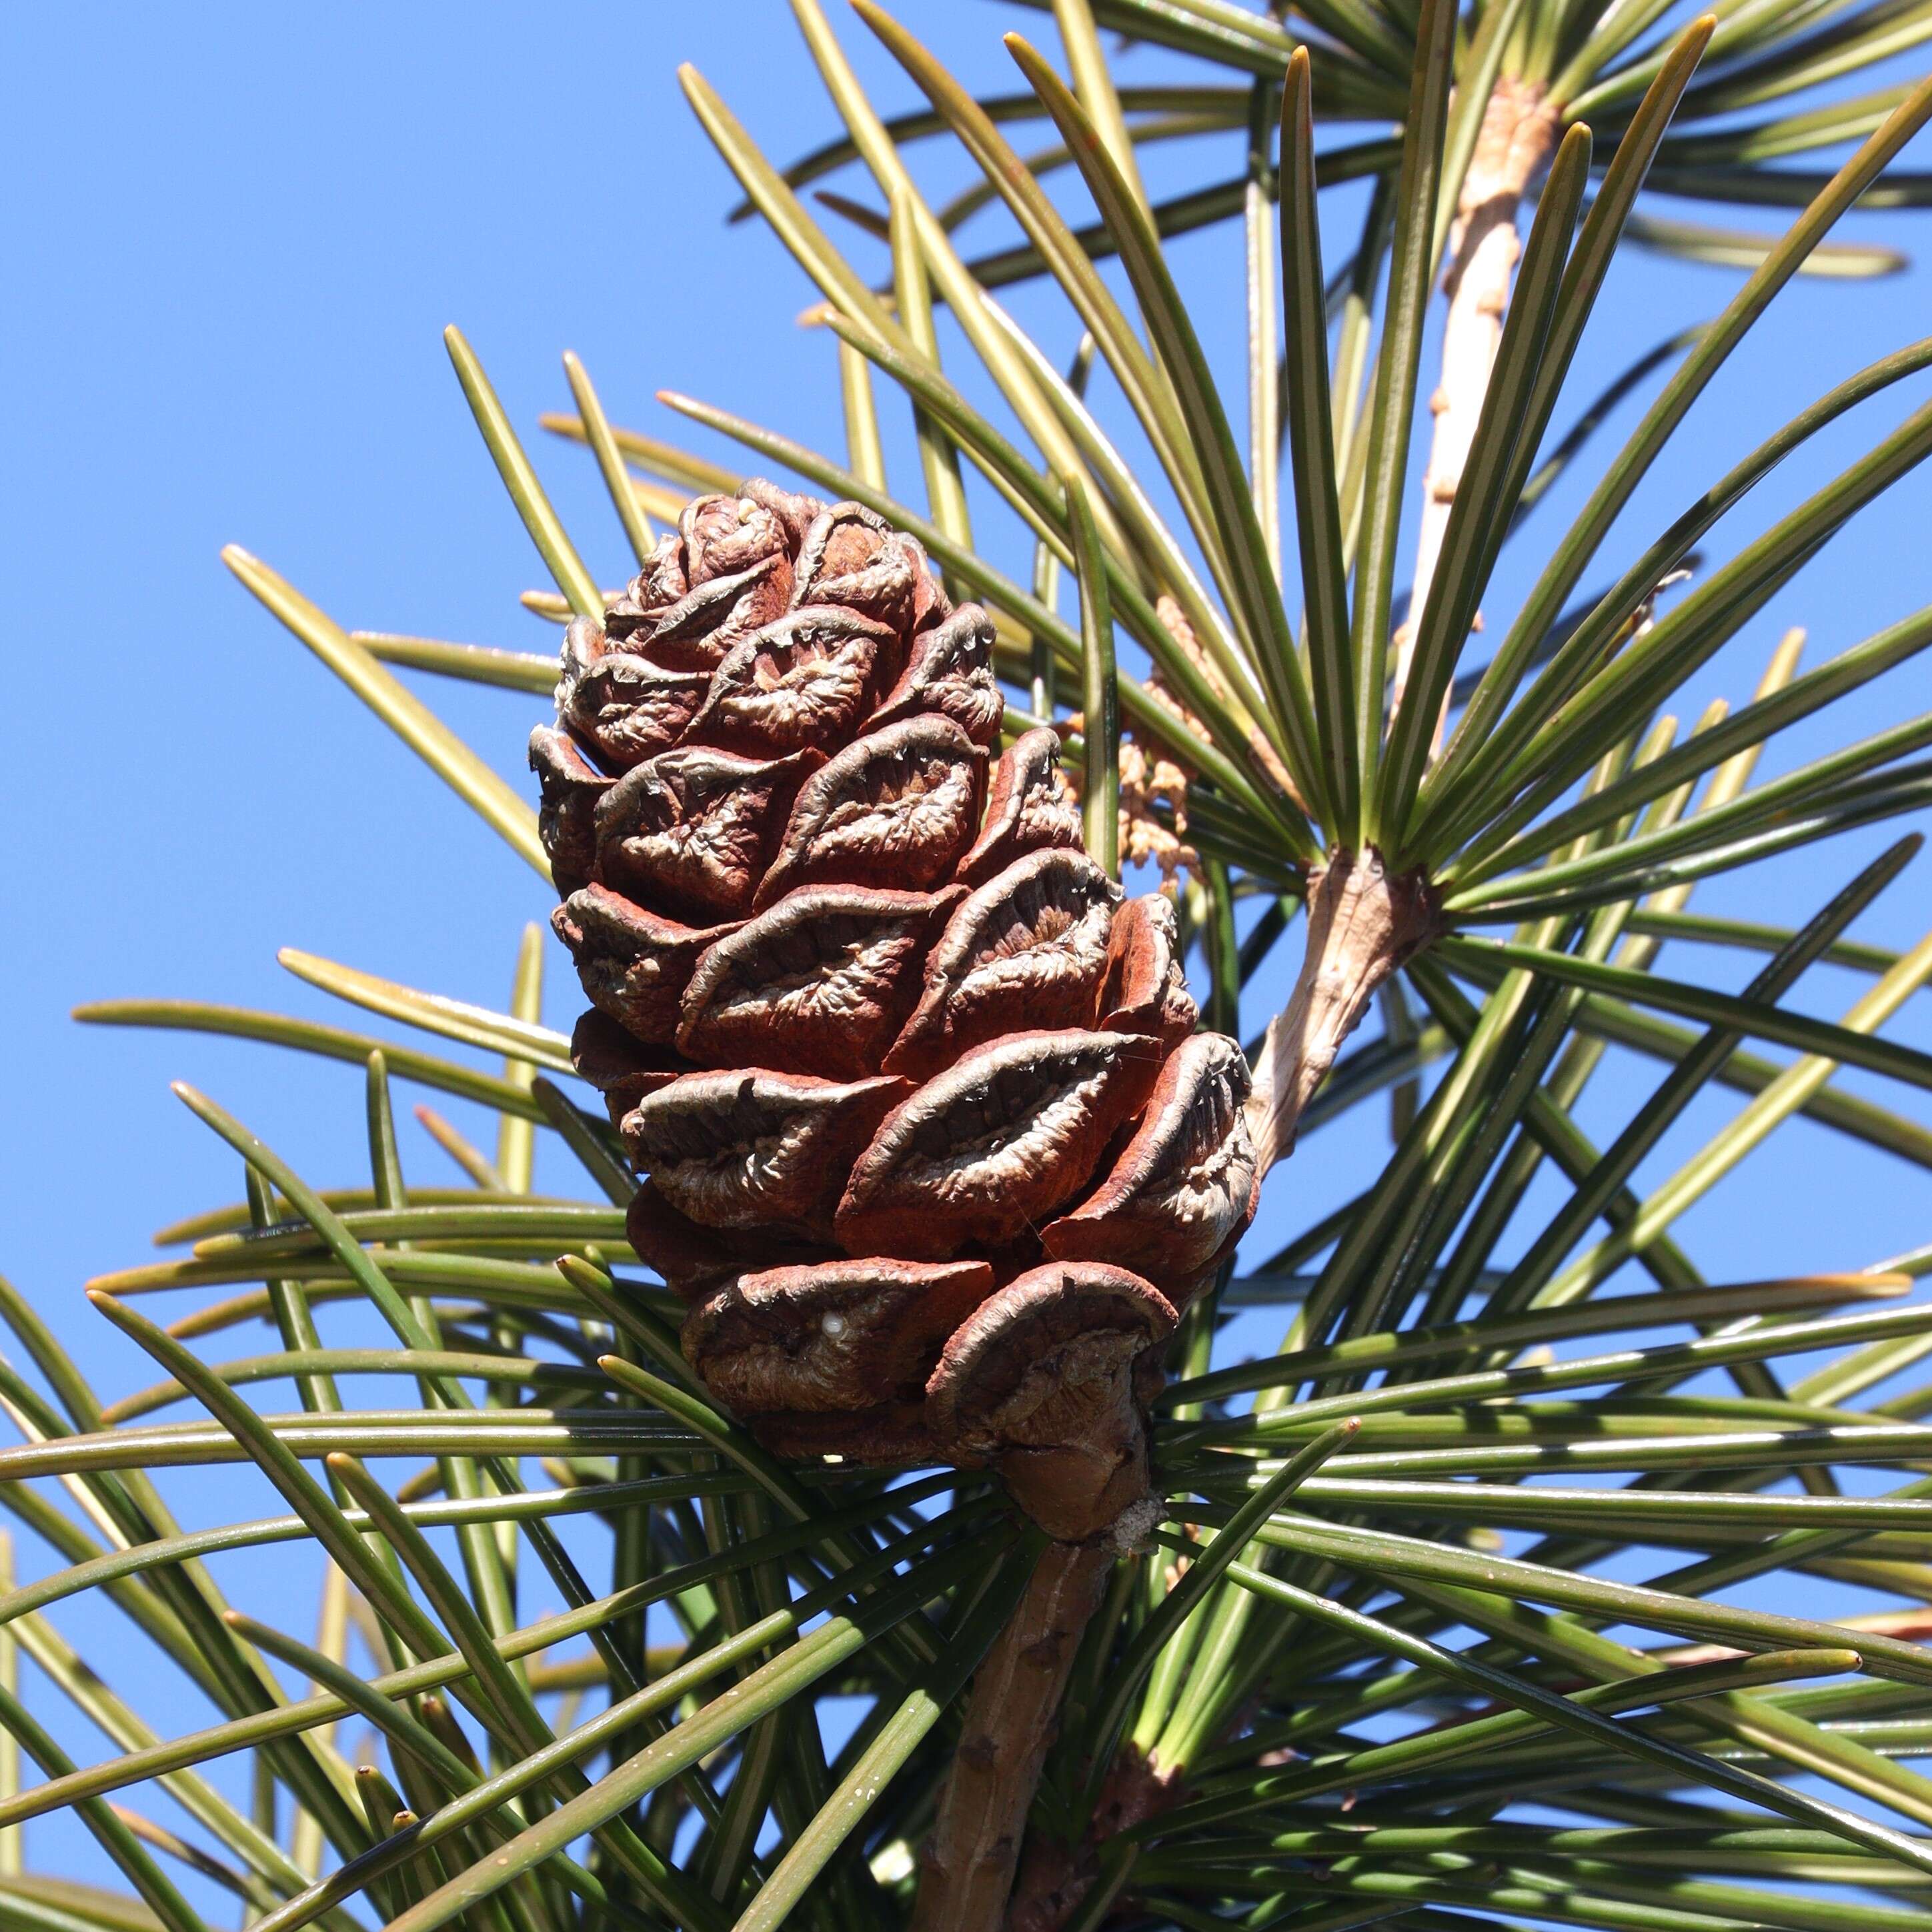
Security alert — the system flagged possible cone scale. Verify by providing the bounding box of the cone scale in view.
[533,480,1258,1543]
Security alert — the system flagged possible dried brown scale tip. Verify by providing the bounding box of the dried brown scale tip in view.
[682,604,898,757]
[552,885,741,1049]
[1044,1032,1258,1279]
[868,603,1004,748]
[684,1256,994,1417]
[739,476,823,552]
[568,1011,688,1128]
[624,1182,830,1304]
[886,849,1122,1080]
[835,1030,1164,1260]
[788,498,944,636]
[604,489,794,664]
[623,1067,907,1241]
[556,616,711,770]
[954,726,1084,887]
[926,1261,1176,1545]
[757,714,987,905]
[614,551,791,670]
[1096,891,1199,1050]
[592,742,823,920]
[681,490,789,585]
[528,724,610,898]
[676,882,962,1082]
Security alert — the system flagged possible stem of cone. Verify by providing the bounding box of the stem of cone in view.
[910,1539,1114,1932]
[1390,77,1560,736]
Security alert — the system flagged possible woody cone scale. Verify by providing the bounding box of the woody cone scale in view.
[532,481,1258,1543]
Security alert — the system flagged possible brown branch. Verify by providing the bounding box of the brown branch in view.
[1246,849,1440,1178]
[1006,1741,1183,1931]
[981,77,1555,1932]
[1391,77,1560,727]
[909,1539,1114,1932]
[914,89,1551,1932]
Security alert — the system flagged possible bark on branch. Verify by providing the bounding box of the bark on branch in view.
[909,1539,1114,1932]
[1246,848,1440,1179]
[1391,77,1560,724]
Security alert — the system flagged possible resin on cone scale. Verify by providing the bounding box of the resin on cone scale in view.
[532,480,1258,1541]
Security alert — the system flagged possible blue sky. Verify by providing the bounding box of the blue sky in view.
[5,0,1932,1897]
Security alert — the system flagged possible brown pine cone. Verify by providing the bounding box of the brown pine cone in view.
[532,481,1258,1541]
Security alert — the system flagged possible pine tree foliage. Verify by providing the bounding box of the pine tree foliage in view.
[9,3,1932,1930]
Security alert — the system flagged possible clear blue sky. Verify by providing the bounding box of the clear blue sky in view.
[4,0,1931,1893]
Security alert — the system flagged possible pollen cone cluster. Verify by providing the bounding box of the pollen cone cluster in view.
[532,480,1258,1541]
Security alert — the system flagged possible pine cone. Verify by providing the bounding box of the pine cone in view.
[532,481,1258,1542]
